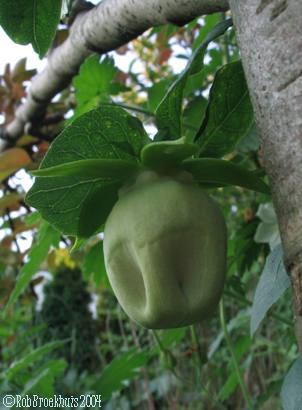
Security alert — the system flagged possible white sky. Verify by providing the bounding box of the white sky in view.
[0,27,47,73]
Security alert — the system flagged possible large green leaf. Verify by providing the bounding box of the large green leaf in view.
[250,244,290,335]
[26,106,149,238]
[197,61,253,157]
[155,18,232,140]
[182,158,270,194]
[0,0,62,57]
[31,159,139,179]
[4,222,60,311]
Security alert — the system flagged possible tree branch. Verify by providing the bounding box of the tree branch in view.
[229,0,302,351]
[1,0,229,150]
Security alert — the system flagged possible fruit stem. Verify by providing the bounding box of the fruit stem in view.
[219,298,253,410]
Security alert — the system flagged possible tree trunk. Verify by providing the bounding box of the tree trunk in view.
[229,0,302,351]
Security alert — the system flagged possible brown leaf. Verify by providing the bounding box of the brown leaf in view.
[0,148,31,181]
[158,48,172,65]
[1,235,13,249]
[12,217,38,234]
[16,135,39,147]
[11,58,37,83]
[0,193,23,216]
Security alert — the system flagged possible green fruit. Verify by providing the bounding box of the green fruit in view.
[104,171,227,329]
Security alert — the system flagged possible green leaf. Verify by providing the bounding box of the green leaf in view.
[141,137,198,170]
[250,244,290,335]
[72,56,126,120]
[93,349,149,400]
[74,56,119,104]
[219,371,238,401]
[4,222,60,311]
[209,309,250,359]
[155,18,232,140]
[83,241,109,287]
[182,158,270,194]
[183,96,207,142]
[219,337,252,400]
[26,106,149,238]
[146,79,171,112]
[31,159,139,178]
[192,14,221,51]
[22,359,67,397]
[0,0,62,57]
[254,203,280,250]
[281,357,302,410]
[151,328,187,354]
[197,61,253,157]
[6,341,66,380]
[236,122,260,153]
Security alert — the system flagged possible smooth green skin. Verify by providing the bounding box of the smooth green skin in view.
[104,171,227,329]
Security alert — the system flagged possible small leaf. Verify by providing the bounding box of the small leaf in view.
[74,56,119,104]
[197,61,253,157]
[141,137,198,170]
[70,237,87,253]
[209,309,250,359]
[146,79,171,112]
[4,222,60,311]
[0,0,62,57]
[155,19,232,140]
[83,241,109,286]
[219,337,251,400]
[0,148,31,181]
[26,106,149,237]
[182,158,270,194]
[253,210,279,258]
[6,341,66,380]
[256,203,278,224]
[254,220,280,251]
[31,159,139,178]
[250,244,290,335]
[72,56,126,120]
[151,328,187,354]
[22,359,67,397]
[93,349,149,400]
[281,357,302,410]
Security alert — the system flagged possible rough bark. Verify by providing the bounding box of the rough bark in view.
[1,0,228,150]
[229,0,302,351]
